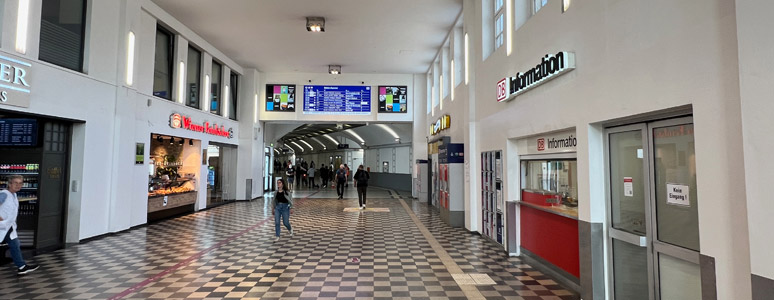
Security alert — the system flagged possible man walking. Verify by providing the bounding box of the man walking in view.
[335,164,347,199]
[0,175,39,275]
[354,165,370,209]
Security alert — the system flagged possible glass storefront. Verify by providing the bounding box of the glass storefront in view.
[521,159,579,216]
[147,134,200,221]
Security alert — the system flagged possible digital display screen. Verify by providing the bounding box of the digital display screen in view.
[378,86,408,113]
[303,85,371,115]
[266,84,296,111]
[0,119,37,146]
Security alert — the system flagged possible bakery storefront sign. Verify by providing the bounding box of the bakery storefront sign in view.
[169,113,233,138]
[0,54,32,108]
[497,51,575,102]
[431,114,451,136]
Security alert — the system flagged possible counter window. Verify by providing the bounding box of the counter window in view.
[521,159,578,211]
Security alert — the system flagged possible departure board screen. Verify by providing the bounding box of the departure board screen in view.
[302,85,371,115]
[0,119,37,146]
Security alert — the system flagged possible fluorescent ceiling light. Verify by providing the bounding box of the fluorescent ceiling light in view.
[464,33,469,85]
[324,134,338,145]
[450,60,454,101]
[178,62,186,103]
[311,137,326,149]
[346,129,365,144]
[203,75,210,110]
[290,141,304,152]
[376,124,399,140]
[126,32,135,86]
[506,0,512,56]
[301,140,314,151]
[254,93,258,123]
[15,0,29,54]
[224,85,230,117]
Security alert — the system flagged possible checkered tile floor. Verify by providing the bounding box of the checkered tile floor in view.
[0,186,579,300]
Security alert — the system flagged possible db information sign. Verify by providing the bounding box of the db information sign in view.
[496,78,508,102]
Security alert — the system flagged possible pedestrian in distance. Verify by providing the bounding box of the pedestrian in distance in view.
[354,165,370,209]
[336,164,347,199]
[272,178,294,242]
[285,162,295,190]
[0,175,39,275]
[307,164,316,188]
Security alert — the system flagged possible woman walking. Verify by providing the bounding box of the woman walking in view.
[272,178,294,242]
[354,165,370,209]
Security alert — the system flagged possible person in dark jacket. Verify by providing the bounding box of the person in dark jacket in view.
[335,164,347,199]
[354,165,370,209]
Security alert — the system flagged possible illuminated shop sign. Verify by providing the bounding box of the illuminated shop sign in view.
[169,113,233,138]
[431,114,451,136]
[497,51,575,102]
[0,54,32,108]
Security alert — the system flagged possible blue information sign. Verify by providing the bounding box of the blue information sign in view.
[302,85,371,115]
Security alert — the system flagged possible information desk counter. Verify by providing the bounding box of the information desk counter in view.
[518,190,580,279]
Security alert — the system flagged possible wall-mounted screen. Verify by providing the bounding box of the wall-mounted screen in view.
[265,84,296,111]
[378,86,408,113]
[303,85,371,115]
[0,119,38,146]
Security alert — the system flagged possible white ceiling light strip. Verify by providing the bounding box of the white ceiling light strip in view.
[300,140,314,151]
[346,129,365,145]
[290,141,304,152]
[311,137,327,149]
[376,124,399,140]
[324,134,338,145]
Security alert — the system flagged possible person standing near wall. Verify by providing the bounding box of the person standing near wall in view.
[354,165,370,209]
[272,178,294,242]
[336,164,347,199]
[0,175,39,275]
[320,165,329,188]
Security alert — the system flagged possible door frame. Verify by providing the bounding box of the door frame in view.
[604,116,699,300]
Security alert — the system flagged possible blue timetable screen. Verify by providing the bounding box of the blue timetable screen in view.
[303,85,371,115]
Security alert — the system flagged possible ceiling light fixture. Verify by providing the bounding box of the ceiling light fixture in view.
[169,137,175,145]
[306,17,325,32]
[189,139,194,146]
[328,65,341,75]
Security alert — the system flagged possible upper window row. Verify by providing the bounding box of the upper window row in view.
[39,0,87,72]
[153,25,239,120]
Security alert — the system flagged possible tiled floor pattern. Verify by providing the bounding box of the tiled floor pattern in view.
[0,186,579,299]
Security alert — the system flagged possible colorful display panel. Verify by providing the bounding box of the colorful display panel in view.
[378,86,408,113]
[265,84,296,111]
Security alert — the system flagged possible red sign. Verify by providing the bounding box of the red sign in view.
[496,78,508,102]
[169,113,233,138]
[537,138,545,151]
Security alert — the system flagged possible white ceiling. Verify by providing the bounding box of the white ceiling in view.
[152,0,463,74]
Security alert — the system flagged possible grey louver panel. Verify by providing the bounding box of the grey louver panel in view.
[39,19,82,71]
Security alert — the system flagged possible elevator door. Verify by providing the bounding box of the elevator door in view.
[607,117,700,300]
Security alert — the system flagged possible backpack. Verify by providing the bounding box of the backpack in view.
[336,169,346,181]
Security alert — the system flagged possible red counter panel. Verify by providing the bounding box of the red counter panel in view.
[520,204,580,278]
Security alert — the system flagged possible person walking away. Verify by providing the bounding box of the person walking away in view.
[295,164,303,188]
[285,163,295,190]
[320,165,328,188]
[354,165,370,209]
[307,165,316,188]
[0,175,39,275]
[336,164,347,199]
[272,178,294,242]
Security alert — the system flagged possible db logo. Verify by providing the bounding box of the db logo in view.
[497,78,507,102]
[537,138,545,151]
[169,113,182,129]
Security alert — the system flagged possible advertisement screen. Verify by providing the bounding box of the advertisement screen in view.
[303,85,371,115]
[266,84,296,111]
[378,86,407,113]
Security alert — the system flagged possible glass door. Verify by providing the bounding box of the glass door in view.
[606,117,700,300]
[607,124,651,300]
